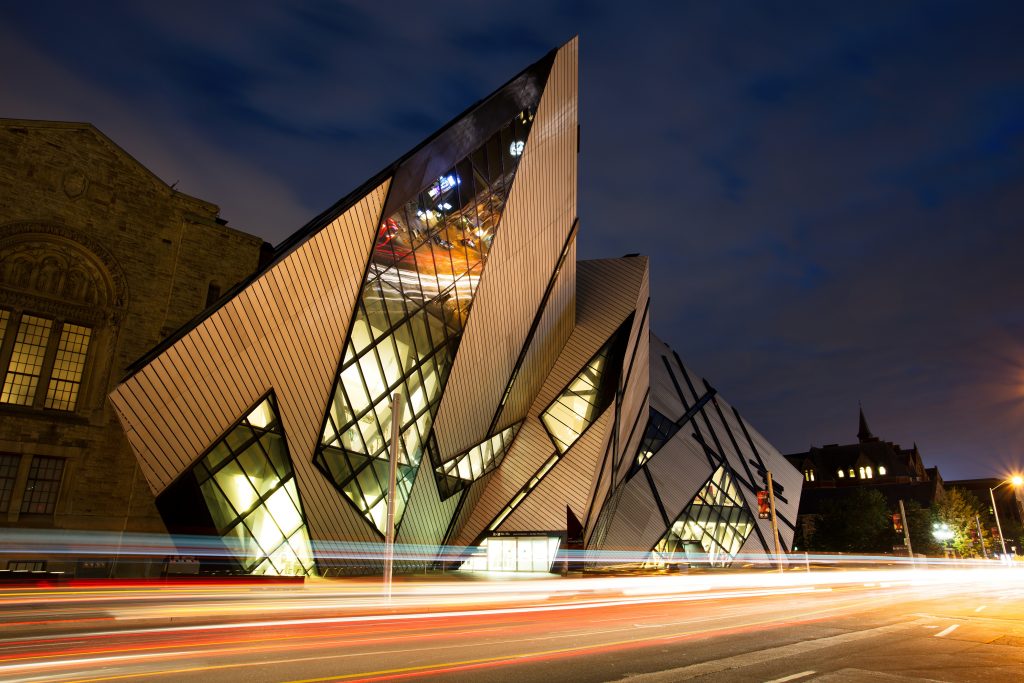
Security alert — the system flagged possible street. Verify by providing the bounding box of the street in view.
[1,568,1023,682]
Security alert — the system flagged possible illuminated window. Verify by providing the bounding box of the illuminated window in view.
[315,107,538,533]
[1,315,53,406]
[635,408,678,467]
[193,394,315,576]
[436,423,520,499]
[0,453,19,513]
[838,470,844,478]
[461,536,560,572]
[0,313,92,411]
[646,466,754,568]
[858,466,866,479]
[20,456,65,514]
[849,468,856,478]
[541,321,629,454]
[803,469,815,482]
[44,324,91,410]
[865,466,873,479]
[489,452,559,532]
[878,466,887,476]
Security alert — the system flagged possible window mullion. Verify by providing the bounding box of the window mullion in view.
[0,309,22,392]
[33,320,63,409]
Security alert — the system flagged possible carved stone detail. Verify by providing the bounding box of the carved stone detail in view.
[62,170,88,199]
[0,222,128,310]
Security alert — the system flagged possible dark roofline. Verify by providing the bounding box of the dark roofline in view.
[122,41,565,379]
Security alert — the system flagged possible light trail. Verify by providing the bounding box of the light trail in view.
[0,563,1020,682]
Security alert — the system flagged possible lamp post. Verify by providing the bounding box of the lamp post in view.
[989,475,1023,560]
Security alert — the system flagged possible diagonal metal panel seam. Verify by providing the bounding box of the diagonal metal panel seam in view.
[452,256,644,547]
[431,37,579,460]
[108,180,389,547]
[498,406,613,533]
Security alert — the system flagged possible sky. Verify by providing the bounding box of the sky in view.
[3,1,1023,479]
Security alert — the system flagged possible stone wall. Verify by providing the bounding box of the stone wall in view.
[0,119,266,574]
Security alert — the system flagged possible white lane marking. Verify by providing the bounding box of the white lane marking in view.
[935,624,959,638]
[975,605,987,612]
[764,671,816,683]
[923,625,938,629]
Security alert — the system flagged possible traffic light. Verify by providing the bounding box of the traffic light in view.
[757,490,770,519]
[892,513,903,533]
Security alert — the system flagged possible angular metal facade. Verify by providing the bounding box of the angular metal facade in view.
[109,38,800,575]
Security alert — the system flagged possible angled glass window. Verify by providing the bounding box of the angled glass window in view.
[436,423,520,500]
[647,466,754,568]
[540,322,630,454]
[487,451,560,532]
[315,108,537,534]
[635,408,679,467]
[193,395,315,576]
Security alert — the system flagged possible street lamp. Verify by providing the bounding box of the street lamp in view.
[933,522,955,558]
[989,475,1023,559]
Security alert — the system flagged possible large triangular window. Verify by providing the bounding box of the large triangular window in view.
[315,109,538,534]
[191,394,315,576]
[540,319,630,453]
[647,466,754,567]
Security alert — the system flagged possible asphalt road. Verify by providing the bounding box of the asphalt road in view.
[1,568,1023,682]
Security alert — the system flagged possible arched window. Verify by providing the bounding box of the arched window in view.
[0,225,127,414]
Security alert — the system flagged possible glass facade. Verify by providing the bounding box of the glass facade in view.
[192,395,315,576]
[635,408,679,467]
[647,466,754,567]
[540,327,626,454]
[315,109,536,534]
[436,423,520,500]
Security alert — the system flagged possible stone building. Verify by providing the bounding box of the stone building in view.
[784,408,945,549]
[0,119,266,574]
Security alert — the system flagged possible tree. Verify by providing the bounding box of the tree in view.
[811,488,892,553]
[899,500,941,556]
[935,487,988,557]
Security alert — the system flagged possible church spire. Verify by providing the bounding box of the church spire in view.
[858,403,876,443]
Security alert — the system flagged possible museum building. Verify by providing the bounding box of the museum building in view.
[109,38,802,575]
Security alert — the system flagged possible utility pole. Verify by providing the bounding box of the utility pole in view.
[975,514,988,559]
[898,499,914,567]
[383,391,403,603]
[990,487,1008,558]
[766,471,783,572]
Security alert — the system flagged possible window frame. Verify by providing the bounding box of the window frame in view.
[0,308,94,413]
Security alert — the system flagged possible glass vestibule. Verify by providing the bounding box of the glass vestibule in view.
[460,535,561,572]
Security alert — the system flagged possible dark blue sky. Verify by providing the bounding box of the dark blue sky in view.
[3,1,1023,479]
